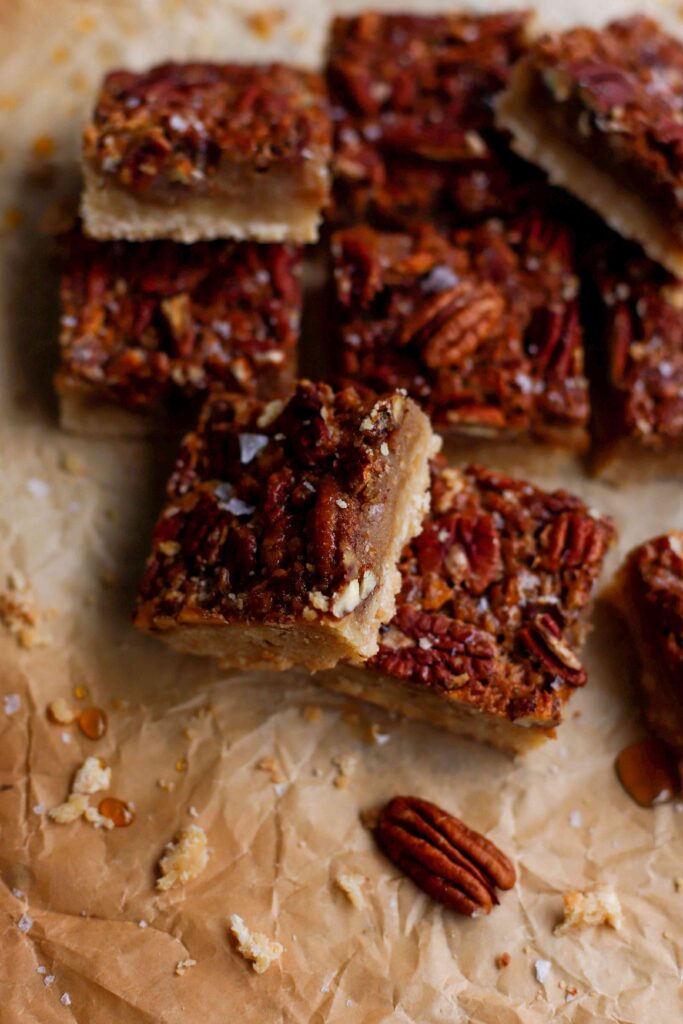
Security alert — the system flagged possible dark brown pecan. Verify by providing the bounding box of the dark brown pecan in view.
[416,511,502,595]
[538,511,609,571]
[374,796,516,916]
[518,613,587,686]
[399,281,505,368]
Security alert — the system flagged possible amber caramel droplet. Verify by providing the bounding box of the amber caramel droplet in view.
[615,738,680,808]
[77,706,108,740]
[175,757,188,773]
[73,685,88,701]
[98,797,135,828]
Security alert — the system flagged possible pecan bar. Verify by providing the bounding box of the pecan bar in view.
[81,63,331,243]
[612,533,683,769]
[498,16,683,276]
[327,10,531,228]
[332,217,589,449]
[56,229,301,437]
[585,236,683,480]
[134,382,438,671]
[319,459,615,755]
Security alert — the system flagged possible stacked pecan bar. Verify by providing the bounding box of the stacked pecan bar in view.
[134,382,438,670]
[327,10,536,229]
[332,216,589,449]
[320,458,615,755]
[584,236,683,478]
[82,62,332,243]
[499,16,683,276]
[613,533,683,773]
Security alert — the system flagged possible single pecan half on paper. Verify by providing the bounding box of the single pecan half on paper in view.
[374,795,516,916]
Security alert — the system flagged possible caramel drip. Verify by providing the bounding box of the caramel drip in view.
[98,797,135,827]
[615,738,680,808]
[77,706,108,740]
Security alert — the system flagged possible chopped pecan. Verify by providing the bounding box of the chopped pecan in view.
[374,795,516,916]
[518,613,587,686]
[416,511,502,594]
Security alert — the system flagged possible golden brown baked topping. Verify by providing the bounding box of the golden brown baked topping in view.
[57,229,301,412]
[84,62,331,192]
[370,460,615,722]
[333,217,589,444]
[135,381,419,629]
[374,795,515,916]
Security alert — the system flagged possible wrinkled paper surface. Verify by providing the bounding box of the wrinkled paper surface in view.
[1,2,683,1021]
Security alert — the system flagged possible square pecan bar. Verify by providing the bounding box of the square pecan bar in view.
[81,63,332,243]
[56,229,301,437]
[612,533,683,768]
[134,382,438,671]
[327,10,531,227]
[498,16,683,276]
[585,236,683,480]
[319,459,615,755]
[332,217,589,449]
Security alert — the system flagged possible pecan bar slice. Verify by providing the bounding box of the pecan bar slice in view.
[498,16,683,276]
[585,236,683,480]
[81,63,331,243]
[327,10,531,227]
[319,460,615,755]
[612,533,683,771]
[134,382,438,671]
[56,229,301,437]
[332,217,589,449]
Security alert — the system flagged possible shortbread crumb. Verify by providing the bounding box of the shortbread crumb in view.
[555,885,623,933]
[157,825,209,891]
[49,792,90,824]
[73,757,111,795]
[229,913,284,974]
[48,697,76,725]
[175,958,198,976]
[334,872,366,909]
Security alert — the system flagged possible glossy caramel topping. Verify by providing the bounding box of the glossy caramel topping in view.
[98,797,136,827]
[77,706,108,740]
[615,738,680,808]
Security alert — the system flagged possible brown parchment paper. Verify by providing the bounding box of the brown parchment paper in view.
[1,2,683,1021]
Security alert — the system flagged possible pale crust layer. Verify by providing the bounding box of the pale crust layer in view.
[316,663,553,757]
[81,164,327,244]
[497,60,683,278]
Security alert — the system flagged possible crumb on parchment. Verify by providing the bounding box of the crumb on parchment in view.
[229,914,283,974]
[157,825,209,891]
[175,958,197,976]
[48,697,76,724]
[49,757,112,826]
[334,872,366,909]
[555,885,623,933]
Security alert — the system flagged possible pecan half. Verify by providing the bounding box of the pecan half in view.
[398,281,505,368]
[374,796,516,916]
[518,613,587,686]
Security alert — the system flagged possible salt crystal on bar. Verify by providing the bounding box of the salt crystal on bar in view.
[4,693,20,715]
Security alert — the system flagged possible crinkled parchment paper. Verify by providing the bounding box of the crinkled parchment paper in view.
[1,2,683,1021]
